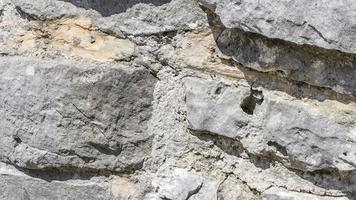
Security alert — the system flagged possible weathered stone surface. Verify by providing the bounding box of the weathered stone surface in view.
[262,187,348,200]
[151,168,219,200]
[199,1,356,97]
[1,0,356,199]
[15,17,135,62]
[0,163,111,200]
[185,77,356,172]
[59,0,172,17]
[202,0,356,54]
[0,57,156,172]
[10,0,207,36]
[218,175,261,200]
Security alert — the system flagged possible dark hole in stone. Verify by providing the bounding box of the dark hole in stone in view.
[267,141,288,156]
[240,95,255,115]
[275,69,286,77]
[59,0,172,17]
[240,88,263,115]
[214,83,227,95]
[343,152,348,156]
[13,135,22,144]
[215,86,223,95]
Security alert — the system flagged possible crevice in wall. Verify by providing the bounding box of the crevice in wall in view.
[15,6,41,21]
[3,160,144,182]
[189,129,245,157]
[189,128,356,197]
[199,0,356,99]
[267,141,288,156]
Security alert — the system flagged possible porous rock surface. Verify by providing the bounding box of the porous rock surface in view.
[0,0,355,199]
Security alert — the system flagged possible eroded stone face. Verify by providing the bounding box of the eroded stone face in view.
[184,77,356,171]
[202,0,356,54]
[59,0,172,16]
[0,162,114,200]
[199,1,356,98]
[0,57,157,172]
[151,168,219,200]
[15,17,135,62]
[216,28,356,97]
[176,29,244,79]
[262,187,349,200]
[1,0,356,199]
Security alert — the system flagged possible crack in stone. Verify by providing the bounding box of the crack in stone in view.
[15,6,42,21]
[308,24,333,44]
[185,182,203,200]
[189,128,356,197]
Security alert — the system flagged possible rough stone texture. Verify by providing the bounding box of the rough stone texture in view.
[200,1,356,97]
[202,0,356,54]
[185,77,356,172]
[15,17,135,62]
[0,0,356,199]
[151,168,219,200]
[0,163,111,200]
[262,187,349,200]
[59,0,172,17]
[0,57,156,172]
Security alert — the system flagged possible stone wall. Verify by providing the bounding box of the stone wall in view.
[0,0,355,199]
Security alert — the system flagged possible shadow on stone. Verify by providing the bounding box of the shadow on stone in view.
[59,0,172,16]
[292,168,356,199]
[240,88,263,115]
[198,3,356,197]
[14,165,114,182]
[200,2,356,104]
[189,129,244,157]
[189,129,275,170]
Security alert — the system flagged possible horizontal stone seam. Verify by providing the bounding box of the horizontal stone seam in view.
[189,129,356,195]
[264,185,347,198]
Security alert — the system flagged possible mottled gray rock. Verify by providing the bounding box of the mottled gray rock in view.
[202,0,356,54]
[0,57,156,172]
[218,175,261,200]
[151,168,218,200]
[262,187,348,200]
[199,1,356,97]
[1,0,356,199]
[9,0,100,20]
[97,0,207,36]
[59,0,172,17]
[184,77,356,172]
[10,0,207,36]
[0,163,111,200]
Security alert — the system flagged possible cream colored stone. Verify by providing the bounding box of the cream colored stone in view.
[17,31,37,52]
[111,176,136,200]
[177,29,244,79]
[15,17,135,62]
